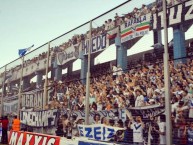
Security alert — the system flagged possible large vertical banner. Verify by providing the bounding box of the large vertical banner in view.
[120,14,151,43]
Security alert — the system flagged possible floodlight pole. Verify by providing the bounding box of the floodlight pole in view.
[85,21,92,125]
[163,0,172,144]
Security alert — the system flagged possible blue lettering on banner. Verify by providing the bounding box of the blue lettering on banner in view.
[85,127,93,138]
[79,126,84,136]
[94,127,101,140]
[107,128,115,139]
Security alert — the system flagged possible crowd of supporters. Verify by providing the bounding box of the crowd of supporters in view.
[43,56,193,144]
[0,0,192,144]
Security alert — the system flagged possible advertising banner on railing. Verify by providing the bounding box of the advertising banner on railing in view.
[120,13,151,43]
[78,124,125,141]
[20,109,58,127]
[82,33,109,55]
[57,44,80,65]
[9,131,60,145]
[152,0,193,30]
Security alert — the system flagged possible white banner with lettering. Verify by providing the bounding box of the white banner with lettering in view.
[78,124,125,141]
[120,14,151,43]
[57,44,80,65]
[3,100,18,115]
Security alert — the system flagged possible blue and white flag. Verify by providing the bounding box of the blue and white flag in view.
[18,44,34,57]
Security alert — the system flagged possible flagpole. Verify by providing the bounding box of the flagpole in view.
[18,56,24,117]
[0,65,7,117]
[163,0,172,144]
[85,21,92,125]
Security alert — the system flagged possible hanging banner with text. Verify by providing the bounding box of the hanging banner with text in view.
[78,124,125,141]
[57,44,80,65]
[21,88,53,109]
[152,0,193,30]
[128,104,165,119]
[9,131,60,145]
[3,100,18,115]
[20,109,58,127]
[82,33,110,55]
[120,13,151,43]
[60,109,127,123]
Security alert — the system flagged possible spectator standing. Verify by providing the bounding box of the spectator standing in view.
[12,115,20,131]
[135,89,145,107]
[185,122,193,145]
[130,116,145,145]
[155,115,166,145]
[0,116,9,144]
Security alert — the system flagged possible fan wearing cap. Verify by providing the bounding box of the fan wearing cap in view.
[135,89,145,107]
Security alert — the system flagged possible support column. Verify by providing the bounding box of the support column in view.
[67,64,73,76]
[80,52,87,84]
[153,30,162,44]
[173,25,186,64]
[36,71,43,88]
[54,66,62,81]
[22,77,31,90]
[115,35,127,72]
[90,58,94,67]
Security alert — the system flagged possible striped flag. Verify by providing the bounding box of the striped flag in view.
[18,44,34,57]
[121,21,150,43]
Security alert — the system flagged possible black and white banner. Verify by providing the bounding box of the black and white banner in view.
[128,104,165,119]
[57,44,80,65]
[21,88,53,109]
[60,109,127,123]
[3,100,18,115]
[82,34,109,55]
[20,109,58,127]
[152,0,193,30]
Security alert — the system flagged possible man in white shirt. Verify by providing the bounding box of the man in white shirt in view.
[135,89,145,107]
[154,115,166,145]
[130,116,144,145]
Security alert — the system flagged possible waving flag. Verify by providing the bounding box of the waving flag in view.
[18,44,34,57]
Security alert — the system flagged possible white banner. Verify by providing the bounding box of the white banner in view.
[57,44,80,65]
[78,124,125,141]
[60,109,127,123]
[120,13,151,43]
[20,109,58,127]
[3,100,18,115]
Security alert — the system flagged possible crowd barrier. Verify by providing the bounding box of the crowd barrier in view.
[8,130,125,145]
